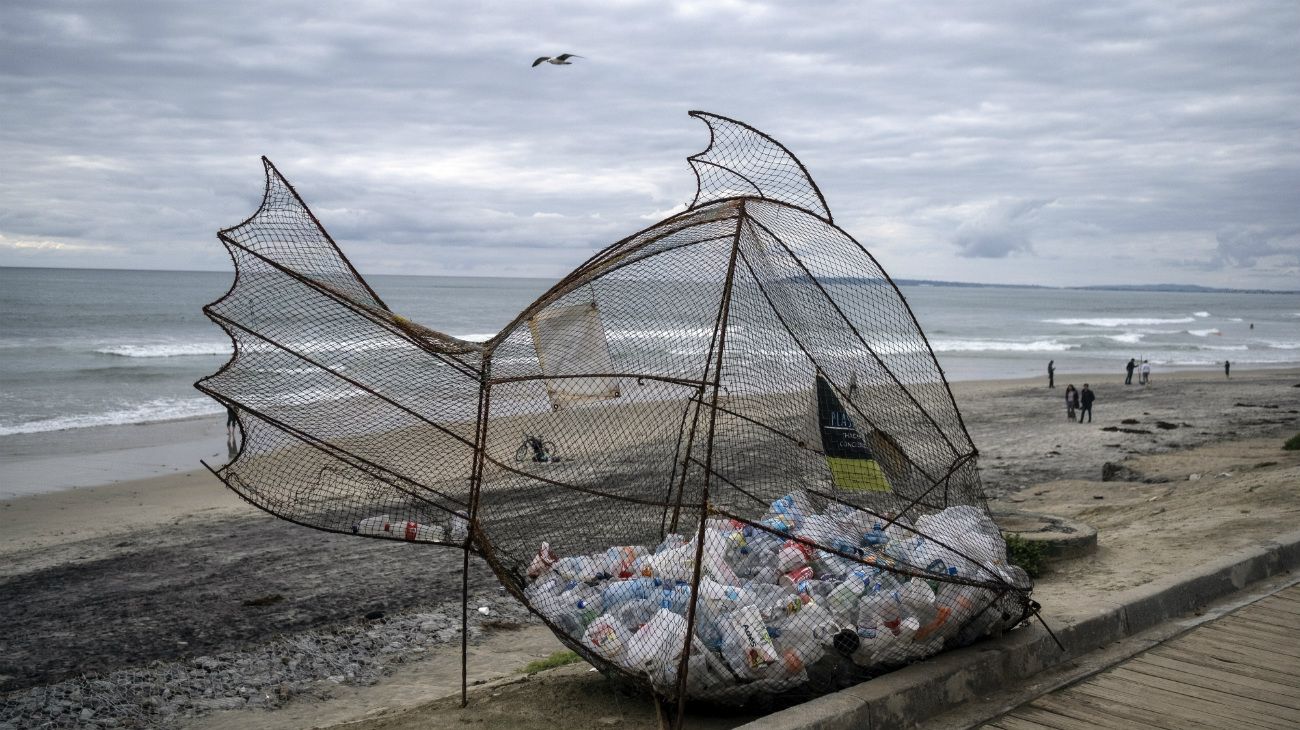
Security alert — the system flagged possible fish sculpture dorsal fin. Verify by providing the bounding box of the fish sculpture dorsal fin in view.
[219,157,389,312]
[688,111,832,222]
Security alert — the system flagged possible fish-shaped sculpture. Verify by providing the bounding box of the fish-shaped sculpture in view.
[197,111,1033,713]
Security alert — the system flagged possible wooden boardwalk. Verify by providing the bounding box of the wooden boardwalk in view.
[982,583,1300,730]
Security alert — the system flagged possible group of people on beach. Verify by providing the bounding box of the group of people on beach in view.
[1063,383,1095,423]
[1048,357,1151,391]
[1124,358,1151,385]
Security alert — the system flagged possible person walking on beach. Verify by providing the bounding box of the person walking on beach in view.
[1125,358,1136,385]
[1140,360,1151,385]
[226,405,241,455]
[1225,360,1231,379]
[1047,360,1055,389]
[1064,384,1078,422]
[1079,384,1095,423]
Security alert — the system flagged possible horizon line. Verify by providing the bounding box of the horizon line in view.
[0,263,1294,294]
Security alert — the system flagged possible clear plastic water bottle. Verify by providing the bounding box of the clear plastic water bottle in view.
[563,583,604,628]
[825,571,868,622]
[601,577,655,607]
[554,555,600,582]
[611,596,657,632]
[351,515,393,536]
[658,583,693,615]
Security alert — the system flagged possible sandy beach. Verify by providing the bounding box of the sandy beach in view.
[2,367,1298,728]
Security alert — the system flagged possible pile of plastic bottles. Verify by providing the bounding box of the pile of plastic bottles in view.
[523,491,1027,700]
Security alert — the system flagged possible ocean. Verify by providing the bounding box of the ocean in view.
[1,266,1297,439]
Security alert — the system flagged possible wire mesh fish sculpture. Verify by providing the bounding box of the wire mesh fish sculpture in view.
[197,111,1034,721]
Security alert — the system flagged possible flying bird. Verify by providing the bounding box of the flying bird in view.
[532,53,582,67]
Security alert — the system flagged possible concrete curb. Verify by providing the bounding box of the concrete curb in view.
[734,527,1300,730]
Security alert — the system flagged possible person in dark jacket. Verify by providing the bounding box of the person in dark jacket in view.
[1048,360,1055,388]
[1225,360,1231,379]
[1125,358,1136,385]
[1079,384,1095,423]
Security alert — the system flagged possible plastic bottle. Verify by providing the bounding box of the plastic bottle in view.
[449,514,470,543]
[527,542,559,579]
[532,582,583,636]
[697,577,748,609]
[824,571,868,622]
[859,589,904,637]
[735,542,778,582]
[601,546,639,579]
[849,618,881,666]
[624,608,689,675]
[718,604,779,677]
[563,583,604,628]
[685,641,732,695]
[601,577,655,607]
[898,578,938,624]
[611,596,657,632]
[772,601,837,667]
[770,491,810,529]
[743,582,803,622]
[582,613,631,663]
[703,529,741,586]
[657,583,693,615]
[639,543,693,583]
[812,548,857,578]
[862,522,889,547]
[553,555,600,582]
[351,515,392,536]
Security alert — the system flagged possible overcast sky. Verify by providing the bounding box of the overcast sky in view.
[2,1,1298,289]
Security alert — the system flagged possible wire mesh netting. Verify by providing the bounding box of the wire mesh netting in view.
[197,111,1034,717]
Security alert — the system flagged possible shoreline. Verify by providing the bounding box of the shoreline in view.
[1,367,1296,728]
[1,365,1289,501]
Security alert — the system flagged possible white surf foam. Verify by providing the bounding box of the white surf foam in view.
[0,398,224,436]
[929,338,1076,353]
[1193,311,1210,318]
[1186,329,1221,337]
[96,342,232,358]
[1106,333,1144,344]
[1043,317,1195,327]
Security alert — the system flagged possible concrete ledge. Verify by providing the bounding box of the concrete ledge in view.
[736,527,1300,730]
[993,511,1098,561]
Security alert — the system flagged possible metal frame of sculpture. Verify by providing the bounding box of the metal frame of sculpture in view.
[197,111,1036,726]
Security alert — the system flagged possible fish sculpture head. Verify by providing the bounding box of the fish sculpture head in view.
[197,112,1033,708]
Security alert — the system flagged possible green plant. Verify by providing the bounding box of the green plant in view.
[519,650,581,674]
[1284,433,1300,451]
[1004,533,1048,578]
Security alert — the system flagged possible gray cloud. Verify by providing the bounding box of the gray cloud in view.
[952,199,1051,258]
[1,0,1298,289]
[1214,225,1300,268]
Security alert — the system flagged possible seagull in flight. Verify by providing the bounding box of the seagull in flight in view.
[532,53,582,67]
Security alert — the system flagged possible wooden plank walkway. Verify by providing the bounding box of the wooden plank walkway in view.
[982,583,1300,730]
